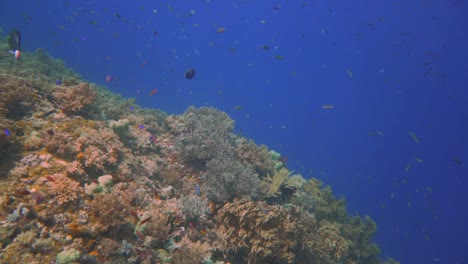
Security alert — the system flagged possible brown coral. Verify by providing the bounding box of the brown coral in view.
[235,138,276,177]
[171,235,212,264]
[215,200,298,263]
[46,173,83,206]
[53,82,96,115]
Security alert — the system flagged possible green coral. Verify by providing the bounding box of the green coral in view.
[56,248,81,264]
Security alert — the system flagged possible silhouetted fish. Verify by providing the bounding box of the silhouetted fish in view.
[7,30,21,51]
[184,68,196,79]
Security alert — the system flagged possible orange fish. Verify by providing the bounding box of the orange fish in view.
[209,201,215,213]
[14,50,20,60]
[149,88,158,96]
[216,27,225,33]
[199,229,207,236]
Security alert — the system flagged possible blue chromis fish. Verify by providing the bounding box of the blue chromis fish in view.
[4,129,11,136]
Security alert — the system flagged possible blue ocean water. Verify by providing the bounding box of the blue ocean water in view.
[1,0,467,263]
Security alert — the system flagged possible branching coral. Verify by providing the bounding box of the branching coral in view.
[215,200,298,263]
[88,187,132,237]
[341,215,381,262]
[46,173,83,206]
[175,106,235,163]
[302,178,348,222]
[178,194,209,221]
[235,138,276,177]
[203,151,263,202]
[215,200,350,264]
[53,82,97,115]
[145,205,172,245]
[171,235,212,264]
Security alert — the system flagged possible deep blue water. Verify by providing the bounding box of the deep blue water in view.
[1,1,467,263]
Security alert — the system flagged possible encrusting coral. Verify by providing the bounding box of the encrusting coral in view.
[0,37,399,264]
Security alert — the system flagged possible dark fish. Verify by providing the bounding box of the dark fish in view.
[42,110,57,118]
[423,67,433,76]
[184,68,196,79]
[7,30,21,51]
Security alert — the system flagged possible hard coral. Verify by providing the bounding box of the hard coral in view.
[203,151,263,202]
[171,235,212,264]
[46,173,83,206]
[215,200,298,264]
[235,138,276,177]
[175,106,235,163]
[53,82,97,115]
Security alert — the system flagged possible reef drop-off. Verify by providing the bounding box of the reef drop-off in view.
[0,43,399,263]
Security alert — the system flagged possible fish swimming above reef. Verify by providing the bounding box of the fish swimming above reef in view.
[7,29,21,60]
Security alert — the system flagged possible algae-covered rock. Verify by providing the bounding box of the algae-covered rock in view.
[56,248,81,264]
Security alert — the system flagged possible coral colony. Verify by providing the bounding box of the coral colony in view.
[0,42,398,263]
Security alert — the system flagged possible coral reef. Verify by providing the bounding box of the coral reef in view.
[0,37,397,264]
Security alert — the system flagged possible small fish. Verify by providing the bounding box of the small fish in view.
[409,132,419,144]
[216,27,225,33]
[45,175,56,182]
[7,30,21,60]
[405,163,411,171]
[260,45,270,50]
[4,129,11,136]
[55,80,62,85]
[377,130,384,136]
[199,229,207,236]
[150,134,158,144]
[139,124,145,129]
[209,201,215,213]
[233,105,242,110]
[415,158,423,163]
[139,217,151,226]
[347,69,353,78]
[105,75,114,83]
[149,88,158,96]
[274,55,284,60]
[195,184,200,195]
[30,190,45,204]
[128,106,134,111]
[184,68,196,79]
[423,67,433,76]
[321,105,335,109]
[136,230,145,240]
